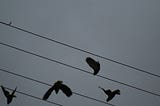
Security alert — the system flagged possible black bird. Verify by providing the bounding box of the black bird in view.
[86,57,100,75]
[1,86,17,104]
[43,81,72,100]
[99,86,120,102]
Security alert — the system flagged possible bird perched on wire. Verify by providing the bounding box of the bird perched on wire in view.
[86,57,100,75]
[43,81,72,100]
[99,86,120,102]
[1,85,17,104]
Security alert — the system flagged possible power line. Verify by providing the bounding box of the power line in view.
[1,86,63,106]
[0,21,160,78]
[0,68,114,106]
[0,42,160,98]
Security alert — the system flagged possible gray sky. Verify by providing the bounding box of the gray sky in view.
[0,0,160,106]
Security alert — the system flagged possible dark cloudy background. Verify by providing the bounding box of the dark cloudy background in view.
[0,0,160,106]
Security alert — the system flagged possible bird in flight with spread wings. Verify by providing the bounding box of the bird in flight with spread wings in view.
[43,81,72,100]
[86,57,100,75]
[99,86,120,102]
[1,85,17,104]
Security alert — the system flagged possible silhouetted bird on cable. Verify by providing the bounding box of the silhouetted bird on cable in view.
[1,86,17,104]
[99,86,120,102]
[86,57,100,75]
[43,81,72,100]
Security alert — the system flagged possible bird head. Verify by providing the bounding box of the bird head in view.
[55,80,63,85]
[115,89,120,95]
[97,61,100,67]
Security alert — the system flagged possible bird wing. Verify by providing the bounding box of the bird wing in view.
[60,84,72,97]
[93,62,100,75]
[105,89,112,96]
[86,57,100,75]
[99,87,111,95]
[1,86,9,97]
[11,87,17,97]
[43,86,55,100]
[86,57,96,69]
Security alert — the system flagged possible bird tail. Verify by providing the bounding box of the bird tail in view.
[98,86,106,92]
[98,86,103,89]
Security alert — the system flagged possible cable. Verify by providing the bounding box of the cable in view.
[1,86,63,106]
[0,42,160,98]
[0,68,114,106]
[0,21,160,78]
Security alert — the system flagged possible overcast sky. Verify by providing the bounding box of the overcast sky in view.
[0,0,160,106]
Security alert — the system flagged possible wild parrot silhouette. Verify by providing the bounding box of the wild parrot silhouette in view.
[86,57,100,75]
[43,81,72,100]
[1,86,17,104]
[99,86,120,102]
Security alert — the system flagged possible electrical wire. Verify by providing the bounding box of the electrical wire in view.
[0,68,114,106]
[0,21,160,78]
[0,42,160,98]
[1,86,63,106]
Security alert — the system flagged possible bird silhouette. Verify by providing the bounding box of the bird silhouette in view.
[86,57,100,75]
[99,86,120,102]
[43,81,72,100]
[1,86,17,104]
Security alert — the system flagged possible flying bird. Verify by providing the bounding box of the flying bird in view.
[86,57,100,75]
[1,86,17,104]
[99,86,120,102]
[43,81,72,100]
